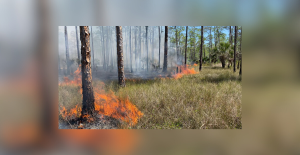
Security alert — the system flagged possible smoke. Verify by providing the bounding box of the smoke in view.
[59,26,181,79]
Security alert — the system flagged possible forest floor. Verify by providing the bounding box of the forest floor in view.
[59,63,242,129]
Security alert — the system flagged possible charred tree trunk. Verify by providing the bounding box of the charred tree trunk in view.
[158,26,161,68]
[234,26,237,72]
[64,26,70,75]
[239,26,242,75]
[130,26,132,73]
[116,26,125,87]
[80,26,95,116]
[185,26,188,66]
[163,26,168,72]
[199,26,203,71]
[75,26,80,62]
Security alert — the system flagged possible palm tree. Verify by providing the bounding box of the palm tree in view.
[116,26,125,87]
[163,26,168,72]
[80,26,95,116]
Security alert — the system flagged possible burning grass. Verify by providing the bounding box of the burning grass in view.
[59,64,242,129]
[59,67,143,129]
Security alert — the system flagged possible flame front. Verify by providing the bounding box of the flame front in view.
[59,67,143,127]
[172,65,198,79]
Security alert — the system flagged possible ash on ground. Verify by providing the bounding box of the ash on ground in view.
[59,114,119,129]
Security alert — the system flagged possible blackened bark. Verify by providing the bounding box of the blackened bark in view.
[185,26,188,66]
[64,26,70,74]
[199,26,203,71]
[158,26,161,68]
[75,26,80,61]
[163,26,168,72]
[116,26,125,87]
[80,26,95,116]
[234,26,237,72]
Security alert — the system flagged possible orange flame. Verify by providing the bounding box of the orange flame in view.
[172,65,198,79]
[59,67,143,127]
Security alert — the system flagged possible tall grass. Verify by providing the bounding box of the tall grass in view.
[59,65,242,129]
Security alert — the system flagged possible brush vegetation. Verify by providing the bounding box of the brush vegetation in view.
[59,64,242,129]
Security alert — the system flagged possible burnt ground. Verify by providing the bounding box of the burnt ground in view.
[59,113,120,129]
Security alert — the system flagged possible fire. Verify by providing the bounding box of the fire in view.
[59,67,143,127]
[193,64,198,66]
[172,65,198,80]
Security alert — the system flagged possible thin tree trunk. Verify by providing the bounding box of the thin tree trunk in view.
[158,26,161,68]
[146,26,148,71]
[80,26,95,116]
[209,26,212,64]
[75,26,80,62]
[194,26,196,61]
[91,26,95,69]
[152,27,154,66]
[234,26,237,72]
[239,26,242,75]
[229,26,232,45]
[102,26,106,70]
[163,26,168,72]
[116,26,125,87]
[130,26,132,72]
[175,26,179,65]
[135,26,137,71]
[110,27,113,70]
[139,26,142,71]
[64,26,70,74]
[106,26,109,69]
[199,26,203,71]
[185,26,188,66]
